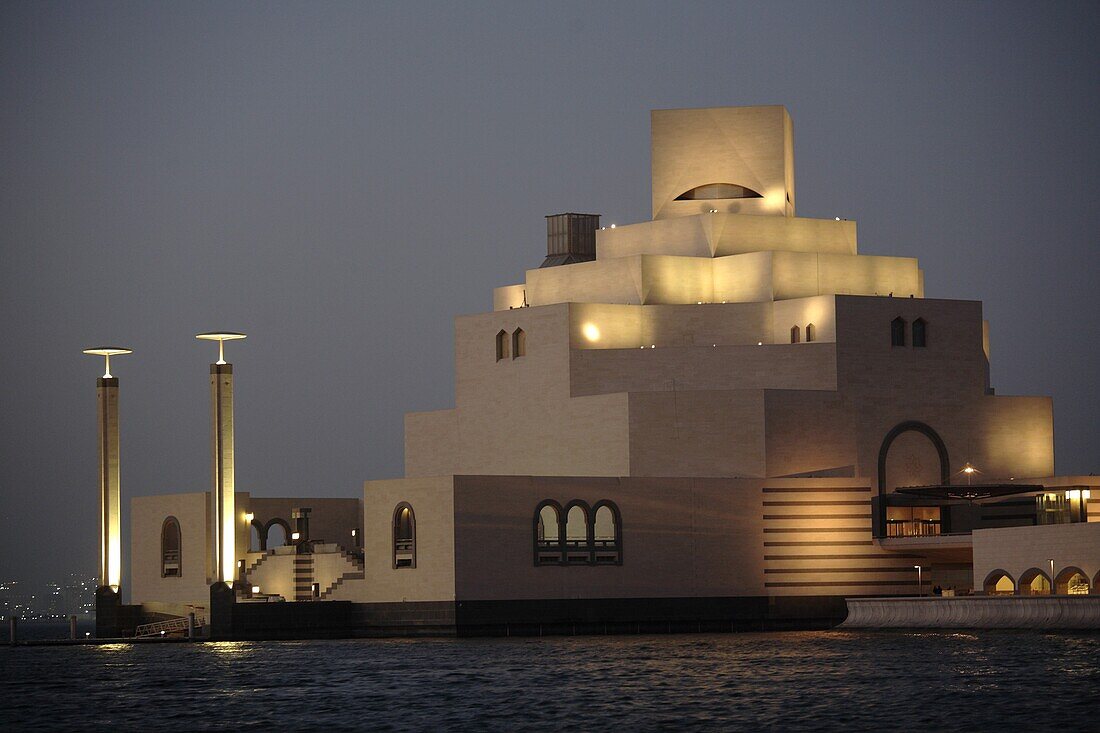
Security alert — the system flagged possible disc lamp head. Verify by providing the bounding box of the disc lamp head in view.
[82,347,133,378]
[196,332,247,364]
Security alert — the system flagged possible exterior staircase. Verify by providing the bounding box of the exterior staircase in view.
[319,548,366,600]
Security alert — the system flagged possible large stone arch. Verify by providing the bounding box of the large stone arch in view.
[877,420,950,494]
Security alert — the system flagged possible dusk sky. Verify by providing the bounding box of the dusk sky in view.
[1,1,1097,586]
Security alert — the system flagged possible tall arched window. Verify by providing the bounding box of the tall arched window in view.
[805,323,816,343]
[912,318,927,348]
[495,330,509,361]
[534,501,563,565]
[512,328,526,358]
[790,325,800,344]
[393,503,416,569]
[564,503,590,564]
[161,517,182,578]
[592,501,623,565]
[891,317,907,347]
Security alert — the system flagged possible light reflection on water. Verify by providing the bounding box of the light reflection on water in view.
[1,631,1099,731]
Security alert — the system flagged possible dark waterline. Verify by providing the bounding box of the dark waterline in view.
[2,631,1099,731]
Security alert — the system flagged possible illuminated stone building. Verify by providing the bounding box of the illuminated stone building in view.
[127,106,1098,637]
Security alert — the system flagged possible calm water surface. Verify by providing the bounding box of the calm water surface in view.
[2,631,1099,731]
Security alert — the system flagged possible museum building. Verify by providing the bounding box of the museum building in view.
[102,106,1098,637]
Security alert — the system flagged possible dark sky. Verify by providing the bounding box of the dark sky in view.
[2,1,1097,586]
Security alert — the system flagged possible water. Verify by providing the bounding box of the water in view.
[2,631,1099,731]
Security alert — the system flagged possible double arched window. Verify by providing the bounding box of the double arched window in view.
[790,324,816,343]
[533,500,622,566]
[161,517,182,578]
[892,317,929,347]
[393,503,416,569]
[496,328,527,360]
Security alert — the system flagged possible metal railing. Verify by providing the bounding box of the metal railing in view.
[886,519,942,538]
[134,614,204,638]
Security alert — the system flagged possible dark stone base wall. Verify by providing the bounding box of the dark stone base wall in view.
[453,595,847,636]
[206,593,849,640]
[95,587,143,638]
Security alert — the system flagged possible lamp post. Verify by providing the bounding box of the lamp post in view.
[1049,558,1055,594]
[196,332,246,586]
[914,565,923,596]
[82,347,132,593]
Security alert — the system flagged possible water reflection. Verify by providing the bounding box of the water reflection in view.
[1,631,1098,730]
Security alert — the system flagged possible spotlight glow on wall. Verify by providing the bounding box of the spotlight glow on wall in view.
[582,323,601,342]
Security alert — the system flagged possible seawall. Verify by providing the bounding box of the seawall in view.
[842,596,1100,629]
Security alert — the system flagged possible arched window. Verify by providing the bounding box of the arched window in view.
[912,318,927,348]
[161,517,181,578]
[393,503,416,569]
[1017,568,1051,596]
[982,569,1015,596]
[790,325,800,344]
[1055,567,1090,595]
[805,323,816,343]
[495,330,509,361]
[592,501,622,565]
[534,501,563,565]
[512,328,526,358]
[891,317,907,347]
[564,503,590,564]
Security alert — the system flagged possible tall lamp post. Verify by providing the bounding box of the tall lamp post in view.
[196,332,246,588]
[82,347,132,637]
[914,565,923,596]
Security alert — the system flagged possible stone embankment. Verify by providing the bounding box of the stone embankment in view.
[841,596,1100,629]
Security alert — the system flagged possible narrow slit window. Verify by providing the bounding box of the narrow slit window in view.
[495,330,509,361]
[891,317,906,347]
[512,328,526,358]
[790,325,800,344]
[805,323,815,342]
[912,318,927,348]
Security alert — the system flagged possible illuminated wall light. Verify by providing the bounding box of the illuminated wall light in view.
[757,342,763,346]
[251,585,260,594]
[245,512,254,522]
[650,344,655,349]
[291,532,301,540]
[582,323,601,342]
[610,224,616,229]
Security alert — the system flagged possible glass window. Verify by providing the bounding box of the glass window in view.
[393,504,416,569]
[891,317,906,347]
[912,318,927,348]
[161,517,181,578]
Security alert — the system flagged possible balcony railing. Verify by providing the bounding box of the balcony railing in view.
[885,519,941,538]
